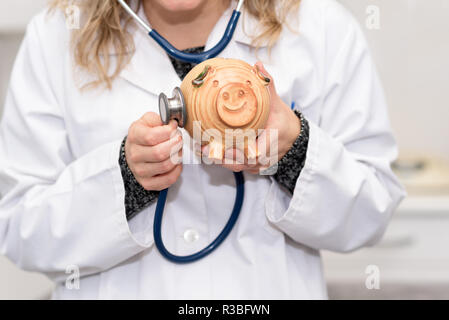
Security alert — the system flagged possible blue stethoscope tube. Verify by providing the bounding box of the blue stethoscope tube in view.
[153,172,244,263]
[117,0,246,263]
[149,11,241,64]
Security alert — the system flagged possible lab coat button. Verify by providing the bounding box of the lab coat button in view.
[183,229,199,243]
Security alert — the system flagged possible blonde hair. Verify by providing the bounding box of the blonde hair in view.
[50,0,301,89]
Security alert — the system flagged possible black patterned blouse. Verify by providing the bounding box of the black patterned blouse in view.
[119,47,310,220]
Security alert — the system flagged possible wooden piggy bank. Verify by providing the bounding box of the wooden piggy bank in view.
[181,58,271,160]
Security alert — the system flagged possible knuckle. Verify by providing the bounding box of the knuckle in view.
[129,120,138,130]
[153,151,164,162]
[161,159,174,172]
[145,133,156,146]
[142,112,154,120]
[127,150,138,163]
[144,112,162,126]
[149,111,160,119]
[154,147,168,162]
[134,165,146,177]
[127,126,137,141]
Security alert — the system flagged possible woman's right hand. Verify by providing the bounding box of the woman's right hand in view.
[125,112,183,191]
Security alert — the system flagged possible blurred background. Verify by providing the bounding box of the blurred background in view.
[0,0,448,299]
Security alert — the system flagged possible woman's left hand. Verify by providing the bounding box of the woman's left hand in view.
[201,62,301,174]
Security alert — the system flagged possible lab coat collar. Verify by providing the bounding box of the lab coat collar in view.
[118,1,264,96]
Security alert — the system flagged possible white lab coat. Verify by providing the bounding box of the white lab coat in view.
[0,0,405,299]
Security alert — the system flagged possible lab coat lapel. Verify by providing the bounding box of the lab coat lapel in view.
[232,8,269,48]
[119,28,181,96]
[205,4,268,52]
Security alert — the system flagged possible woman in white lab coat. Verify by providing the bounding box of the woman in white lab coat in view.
[0,0,405,299]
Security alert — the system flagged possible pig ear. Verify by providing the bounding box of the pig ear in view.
[254,65,271,87]
[192,65,211,88]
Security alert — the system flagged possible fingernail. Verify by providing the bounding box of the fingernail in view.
[255,65,270,85]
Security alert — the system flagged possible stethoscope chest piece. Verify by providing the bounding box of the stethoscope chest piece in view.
[159,87,187,128]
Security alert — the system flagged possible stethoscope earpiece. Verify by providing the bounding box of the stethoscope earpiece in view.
[158,87,186,128]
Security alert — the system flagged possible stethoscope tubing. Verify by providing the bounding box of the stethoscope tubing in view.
[148,10,241,64]
[117,0,247,263]
[117,0,244,64]
[153,171,245,263]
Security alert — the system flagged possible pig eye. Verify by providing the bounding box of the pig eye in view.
[213,80,219,87]
[238,90,245,97]
[192,65,211,88]
[223,92,229,100]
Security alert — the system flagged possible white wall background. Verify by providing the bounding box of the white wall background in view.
[338,0,449,161]
[0,0,54,299]
[0,0,48,117]
[0,0,53,300]
[0,0,448,299]
[0,0,48,32]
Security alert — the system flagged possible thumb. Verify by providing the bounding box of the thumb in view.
[255,61,277,99]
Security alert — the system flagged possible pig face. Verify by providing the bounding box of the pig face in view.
[180,58,271,160]
[216,82,258,127]
[191,64,269,128]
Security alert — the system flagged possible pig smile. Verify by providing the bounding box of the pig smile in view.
[224,101,247,111]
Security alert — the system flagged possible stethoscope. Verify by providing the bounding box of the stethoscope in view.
[117,0,246,263]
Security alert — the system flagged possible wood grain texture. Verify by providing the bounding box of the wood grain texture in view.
[181,58,270,159]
